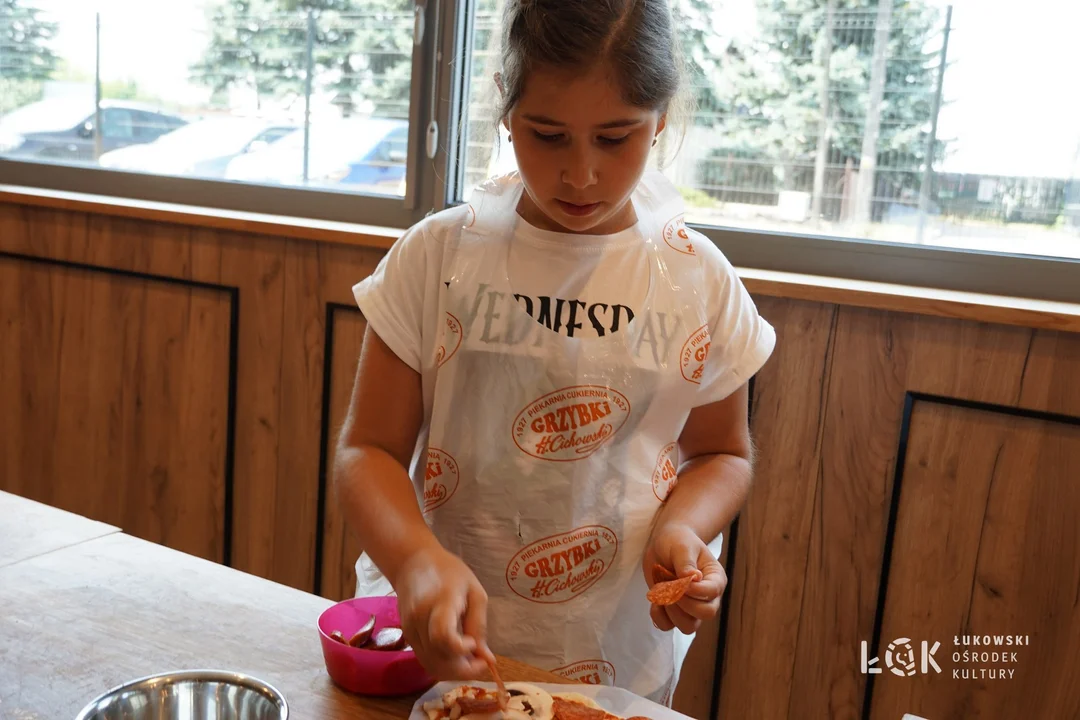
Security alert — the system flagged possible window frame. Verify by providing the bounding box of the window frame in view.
[0,1,447,231]
[436,0,1080,305]
[1,0,1078,305]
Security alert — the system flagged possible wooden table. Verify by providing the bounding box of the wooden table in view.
[0,492,565,719]
[0,492,119,570]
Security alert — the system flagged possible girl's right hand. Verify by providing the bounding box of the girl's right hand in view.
[394,544,491,680]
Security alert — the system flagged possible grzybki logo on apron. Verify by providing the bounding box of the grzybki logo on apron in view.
[511,386,631,462]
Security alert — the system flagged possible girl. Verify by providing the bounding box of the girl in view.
[335,0,776,704]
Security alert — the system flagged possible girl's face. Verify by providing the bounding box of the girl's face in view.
[504,63,666,236]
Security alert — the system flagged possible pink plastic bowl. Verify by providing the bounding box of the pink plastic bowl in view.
[317,596,434,697]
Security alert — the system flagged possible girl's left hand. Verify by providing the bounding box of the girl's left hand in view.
[643,523,728,635]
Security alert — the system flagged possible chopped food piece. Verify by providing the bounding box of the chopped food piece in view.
[552,696,621,720]
[457,697,504,715]
[372,626,407,651]
[507,682,554,719]
[550,693,603,710]
[646,570,702,606]
[330,630,348,645]
[652,564,677,583]
[422,682,652,720]
[348,614,377,647]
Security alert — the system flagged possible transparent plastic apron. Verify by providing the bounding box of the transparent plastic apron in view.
[358,171,720,703]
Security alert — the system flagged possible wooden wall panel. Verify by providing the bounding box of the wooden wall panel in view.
[1018,330,1080,417]
[0,254,231,562]
[6,198,1080,719]
[869,402,1080,720]
[715,296,838,719]
[715,302,1080,720]
[0,202,386,590]
[318,307,369,602]
[673,523,731,719]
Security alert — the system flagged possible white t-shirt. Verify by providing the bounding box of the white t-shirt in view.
[353,204,775,409]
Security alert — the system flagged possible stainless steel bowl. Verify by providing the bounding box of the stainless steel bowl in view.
[74,670,289,720]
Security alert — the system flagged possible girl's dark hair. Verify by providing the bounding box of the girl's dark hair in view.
[495,0,691,162]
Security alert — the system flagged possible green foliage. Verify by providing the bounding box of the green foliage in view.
[0,0,58,82]
[0,78,42,115]
[703,0,945,205]
[191,0,412,116]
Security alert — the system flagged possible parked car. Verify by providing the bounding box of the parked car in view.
[0,97,188,162]
[99,116,296,178]
[224,117,408,193]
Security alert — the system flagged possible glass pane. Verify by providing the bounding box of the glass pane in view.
[459,0,1080,259]
[0,0,415,198]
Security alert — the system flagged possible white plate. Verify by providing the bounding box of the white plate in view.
[408,682,694,720]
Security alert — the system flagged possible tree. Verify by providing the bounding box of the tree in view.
[191,0,412,117]
[669,0,727,126]
[281,0,413,118]
[0,0,59,115]
[190,0,297,111]
[699,0,945,222]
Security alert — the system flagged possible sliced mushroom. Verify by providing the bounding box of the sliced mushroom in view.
[372,626,407,651]
[505,683,554,720]
[348,614,377,647]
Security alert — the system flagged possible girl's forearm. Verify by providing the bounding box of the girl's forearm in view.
[333,444,440,587]
[653,453,753,543]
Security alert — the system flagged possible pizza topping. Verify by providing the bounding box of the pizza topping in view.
[552,697,621,720]
[348,614,377,647]
[646,570,702,606]
[648,561,673,587]
[422,682,653,720]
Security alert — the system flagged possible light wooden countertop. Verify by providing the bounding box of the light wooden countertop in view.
[0,491,119,569]
[0,491,566,720]
[3,184,1078,334]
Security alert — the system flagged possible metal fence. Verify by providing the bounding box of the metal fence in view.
[2,1,1076,237]
[0,4,414,188]
[462,1,1074,236]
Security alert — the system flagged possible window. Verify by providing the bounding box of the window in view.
[458,0,1080,271]
[2,0,1078,301]
[0,0,420,218]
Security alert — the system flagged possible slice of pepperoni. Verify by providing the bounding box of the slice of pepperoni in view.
[457,697,503,715]
[646,570,702,606]
[552,697,619,720]
[652,564,677,583]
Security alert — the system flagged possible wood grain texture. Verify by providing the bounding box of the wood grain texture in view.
[714,296,838,720]
[319,308,369,601]
[0,527,569,720]
[672,524,731,719]
[6,197,1080,720]
[0,253,231,562]
[0,492,118,568]
[715,299,1080,720]
[869,403,1080,720]
[739,269,1080,335]
[0,202,385,592]
[5,189,1079,332]
[0,185,400,250]
[783,309,1030,720]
